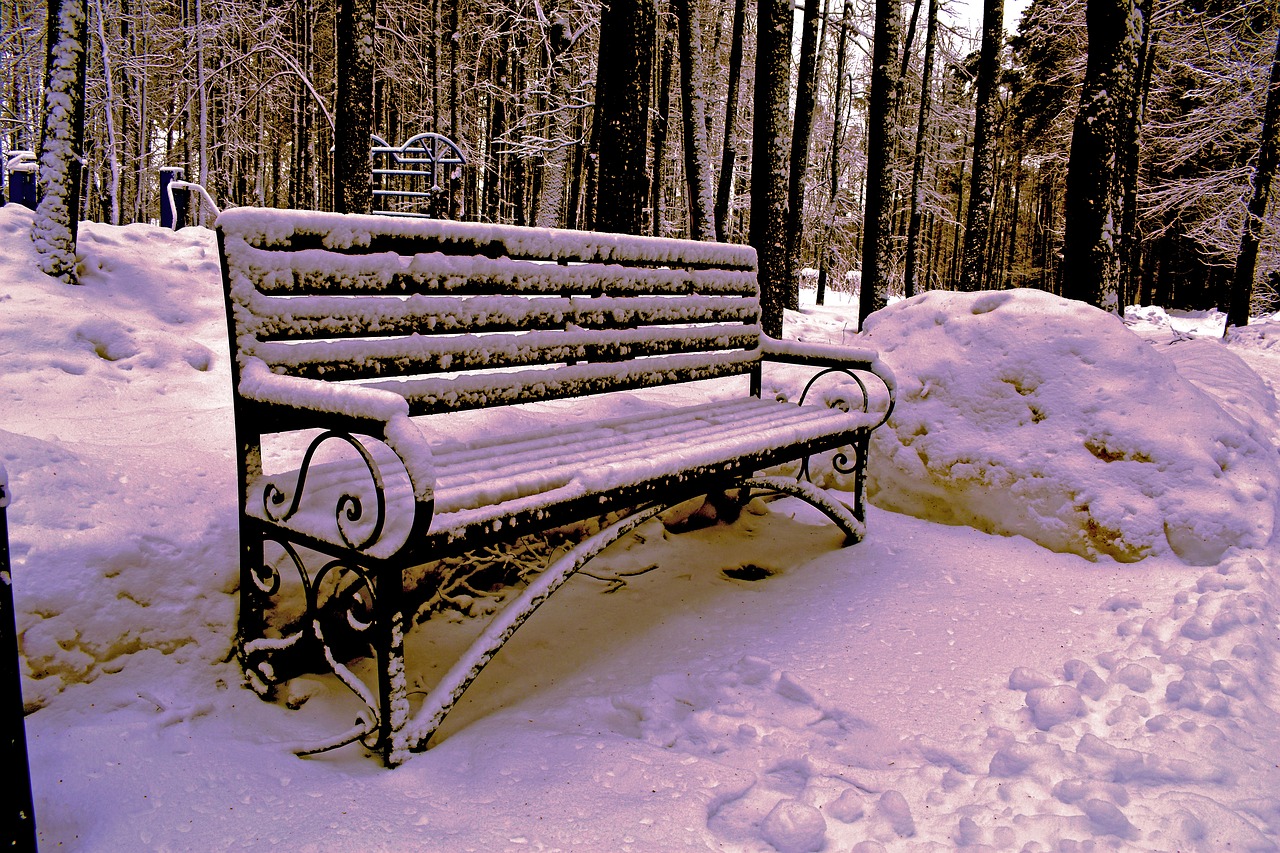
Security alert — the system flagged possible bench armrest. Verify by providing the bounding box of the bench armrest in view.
[240,358,435,505]
[759,336,897,428]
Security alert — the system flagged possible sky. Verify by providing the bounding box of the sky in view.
[4,202,1280,850]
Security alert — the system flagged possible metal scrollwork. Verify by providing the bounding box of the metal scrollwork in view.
[795,367,870,484]
[244,540,387,756]
[262,431,389,552]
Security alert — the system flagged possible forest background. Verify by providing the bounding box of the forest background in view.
[2,0,1278,329]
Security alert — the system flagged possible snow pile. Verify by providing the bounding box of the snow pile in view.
[861,289,1280,564]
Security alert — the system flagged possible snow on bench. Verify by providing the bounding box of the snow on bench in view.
[216,206,896,765]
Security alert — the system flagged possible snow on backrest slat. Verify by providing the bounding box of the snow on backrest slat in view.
[217,206,757,269]
[250,325,760,381]
[245,294,760,341]
[370,350,762,416]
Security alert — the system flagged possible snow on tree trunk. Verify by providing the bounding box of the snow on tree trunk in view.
[959,0,1004,292]
[714,0,747,243]
[751,0,792,338]
[1061,0,1145,310]
[32,0,89,285]
[904,0,939,298]
[1226,26,1280,332]
[786,0,822,308]
[674,0,716,242]
[859,0,901,325]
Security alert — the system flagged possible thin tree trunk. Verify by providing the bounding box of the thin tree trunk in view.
[786,0,822,305]
[714,0,746,242]
[90,0,120,224]
[859,0,902,325]
[903,0,938,298]
[1226,26,1280,331]
[674,0,715,240]
[816,0,851,306]
[651,31,674,236]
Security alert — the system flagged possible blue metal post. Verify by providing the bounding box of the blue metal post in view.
[7,153,38,210]
[0,466,37,851]
[159,166,186,228]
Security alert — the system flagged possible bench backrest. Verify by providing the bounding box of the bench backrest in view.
[217,208,762,415]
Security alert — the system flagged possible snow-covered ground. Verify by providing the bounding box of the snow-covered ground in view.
[3,203,1279,851]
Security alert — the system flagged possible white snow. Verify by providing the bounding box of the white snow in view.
[4,202,1280,850]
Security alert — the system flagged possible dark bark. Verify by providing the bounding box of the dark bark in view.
[859,0,902,325]
[593,0,655,235]
[334,0,376,214]
[903,0,939,298]
[1061,0,1144,309]
[751,0,792,337]
[816,0,851,306]
[1226,27,1280,331]
[959,0,1004,292]
[785,0,822,306]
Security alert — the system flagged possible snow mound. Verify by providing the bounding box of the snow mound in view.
[861,289,1280,564]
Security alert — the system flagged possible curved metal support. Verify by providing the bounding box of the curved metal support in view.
[394,502,670,764]
[795,367,870,486]
[262,431,389,553]
[742,475,865,545]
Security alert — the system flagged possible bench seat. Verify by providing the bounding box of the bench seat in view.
[250,395,878,560]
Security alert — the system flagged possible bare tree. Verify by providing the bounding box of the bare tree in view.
[334,0,376,213]
[673,0,715,240]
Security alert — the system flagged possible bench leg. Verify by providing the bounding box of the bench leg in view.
[393,503,671,763]
[743,475,866,545]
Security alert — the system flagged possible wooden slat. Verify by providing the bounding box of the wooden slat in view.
[218,207,758,269]
[250,325,760,381]
[228,244,758,297]
[244,293,760,340]
[372,350,762,415]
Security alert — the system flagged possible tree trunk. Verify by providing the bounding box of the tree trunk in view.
[714,0,746,242]
[593,0,655,235]
[816,0,851,307]
[958,0,1003,292]
[32,0,89,285]
[1225,27,1280,331]
[1061,0,1145,310]
[651,31,674,237]
[785,0,822,305]
[674,0,716,240]
[751,0,792,337]
[903,0,938,298]
[859,0,901,325]
[334,0,376,214]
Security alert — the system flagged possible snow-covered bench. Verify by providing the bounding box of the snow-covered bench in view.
[216,207,896,765]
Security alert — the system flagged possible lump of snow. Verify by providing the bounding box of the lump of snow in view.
[760,799,827,853]
[861,289,1280,565]
[1026,684,1087,730]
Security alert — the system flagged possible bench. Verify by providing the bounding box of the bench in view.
[215,207,896,765]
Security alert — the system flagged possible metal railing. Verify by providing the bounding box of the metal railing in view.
[371,132,465,219]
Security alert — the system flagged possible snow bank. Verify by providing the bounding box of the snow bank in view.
[861,289,1280,564]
